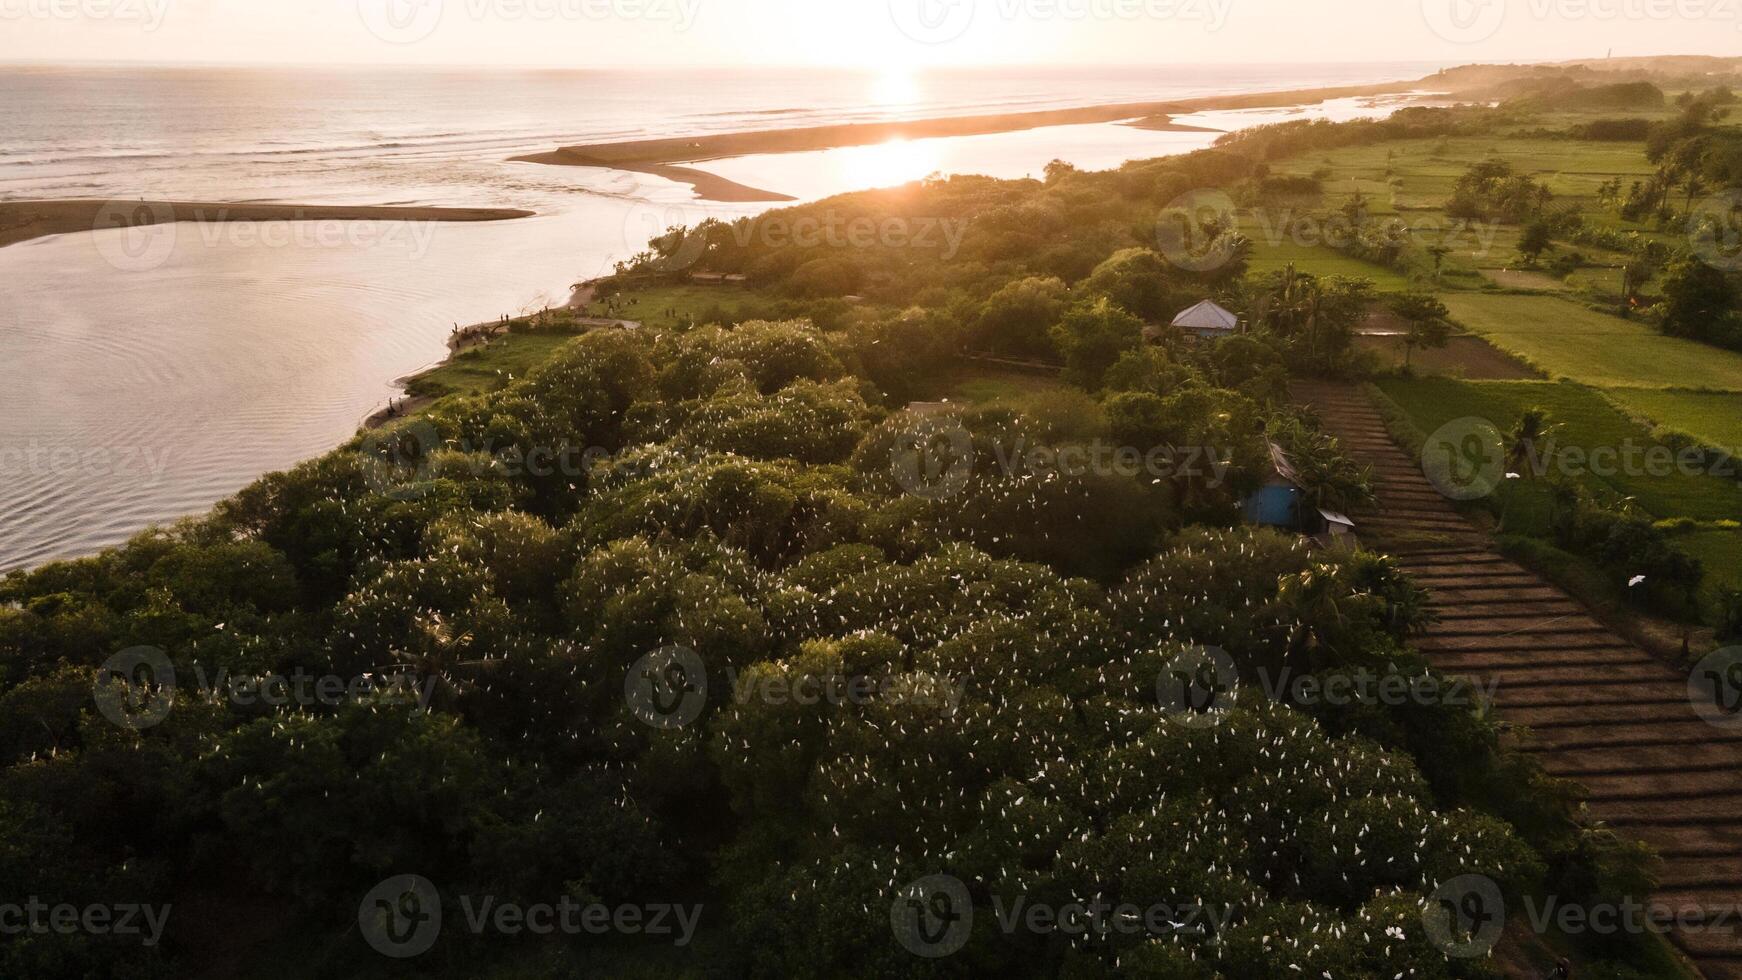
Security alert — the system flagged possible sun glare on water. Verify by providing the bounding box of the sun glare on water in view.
[836,138,943,191]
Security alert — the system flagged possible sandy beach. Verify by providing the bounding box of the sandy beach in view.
[513,79,1419,201]
[0,200,536,250]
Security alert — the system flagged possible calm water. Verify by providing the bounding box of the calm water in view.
[0,64,1443,570]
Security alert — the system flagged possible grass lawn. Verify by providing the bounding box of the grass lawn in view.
[939,361,1075,407]
[1607,388,1742,451]
[1272,135,1664,211]
[611,283,818,331]
[1357,334,1540,379]
[1242,229,1417,292]
[1374,376,1742,525]
[1266,128,1682,292]
[1440,293,1742,391]
[404,332,579,402]
[605,284,759,330]
[1673,527,1742,599]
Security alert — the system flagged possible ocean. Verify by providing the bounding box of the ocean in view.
[0,63,1444,570]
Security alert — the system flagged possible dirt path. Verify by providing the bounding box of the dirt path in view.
[1293,380,1742,978]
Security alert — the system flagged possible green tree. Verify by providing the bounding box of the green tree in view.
[1049,298,1145,389]
[1658,254,1739,343]
[1518,220,1554,267]
[1387,292,1453,368]
[972,275,1068,359]
[1081,248,1185,321]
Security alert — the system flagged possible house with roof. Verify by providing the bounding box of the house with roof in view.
[1172,300,1242,341]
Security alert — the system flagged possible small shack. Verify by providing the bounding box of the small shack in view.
[1243,442,1359,548]
[1314,509,1358,550]
[1243,442,1304,529]
[1172,300,1241,341]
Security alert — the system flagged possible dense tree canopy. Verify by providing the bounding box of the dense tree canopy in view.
[0,105,1667,979]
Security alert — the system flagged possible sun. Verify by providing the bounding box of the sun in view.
[869,70,924,111]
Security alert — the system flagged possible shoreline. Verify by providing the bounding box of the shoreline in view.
[511,79,1423,202]
[374,79,1439,426]
[359,279,611,431]
[0,200,536,250]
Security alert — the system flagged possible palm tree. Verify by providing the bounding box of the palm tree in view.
[1277,563,1351,672]
[1496,407,1557,533]
[1273,417,1376,514]
[378,610,497,714]
[1504,408,1555,476]
[1683,173,1707,218]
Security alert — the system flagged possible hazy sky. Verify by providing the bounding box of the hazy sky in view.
[2,0,1739,68]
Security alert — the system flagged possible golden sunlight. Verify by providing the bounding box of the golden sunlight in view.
[835,138,943,191]
[869,70,923,111]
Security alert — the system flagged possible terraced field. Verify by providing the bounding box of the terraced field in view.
[1442,294,1742,391]
[1375,377,1742,524]
[1611,389,1742,451]
[1293,379,1742,979]
[1242,236,1416,291]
